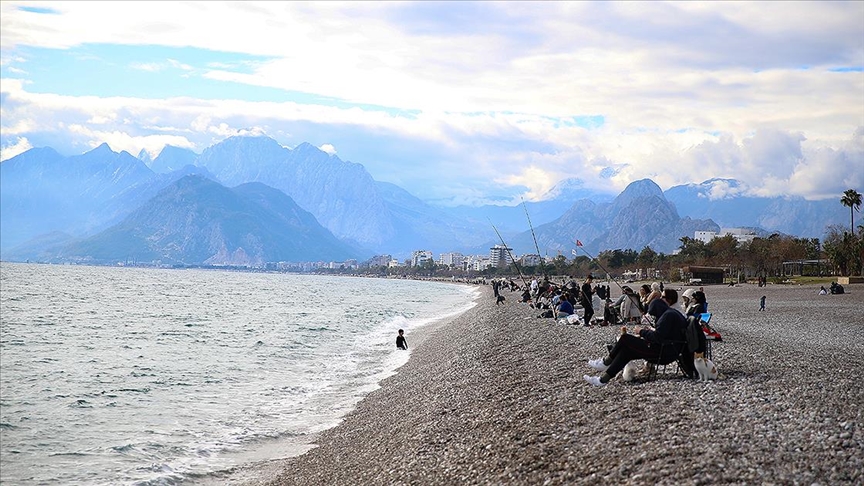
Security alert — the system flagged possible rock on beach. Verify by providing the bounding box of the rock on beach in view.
[246,283,863,485]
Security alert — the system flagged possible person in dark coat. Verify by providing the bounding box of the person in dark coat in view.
[580,275,595,326]
[583,289,688,386]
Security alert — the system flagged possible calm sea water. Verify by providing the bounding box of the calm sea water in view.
[0,262,478,485]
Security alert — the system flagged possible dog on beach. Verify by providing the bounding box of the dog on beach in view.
[693,352,718,381]
[496,295,506,305]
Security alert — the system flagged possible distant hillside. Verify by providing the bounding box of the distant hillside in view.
[503,179,720,255]
[40,175,359,265]
[0,144,154,250]
[664,178,847,238]
[2,137,851,262]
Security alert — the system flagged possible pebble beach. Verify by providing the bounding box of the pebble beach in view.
[229,283,863,485]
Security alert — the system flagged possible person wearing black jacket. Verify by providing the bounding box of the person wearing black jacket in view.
[583,289,687,387]
[580,275,595,326]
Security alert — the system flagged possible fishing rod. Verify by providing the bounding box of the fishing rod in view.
[521,197,547,280]
[489,220,531,291]
[571,242,619,289]
[572,241,644,313]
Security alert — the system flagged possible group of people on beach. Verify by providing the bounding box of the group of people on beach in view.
[583,283,718,386]
[508,274,688,330]
[487,273,723,386]
[519,274,605,327]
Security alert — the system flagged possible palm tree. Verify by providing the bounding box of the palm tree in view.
[841,189,862,232]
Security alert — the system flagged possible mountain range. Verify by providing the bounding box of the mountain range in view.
[0,135,852,265]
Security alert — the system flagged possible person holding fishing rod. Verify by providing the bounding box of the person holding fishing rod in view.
[573,240,645,326]
[489,220,532,297]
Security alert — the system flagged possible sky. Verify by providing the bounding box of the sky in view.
[1,1,862,206]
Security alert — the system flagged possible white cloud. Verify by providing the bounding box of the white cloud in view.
[130,59,194,73]
[129,62,164,72]
[1,1,862,203]
[319,143,336,155]
[0,136,32,161]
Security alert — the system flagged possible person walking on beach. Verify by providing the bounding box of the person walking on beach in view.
[396,329,408,350]
[759,295,766,311]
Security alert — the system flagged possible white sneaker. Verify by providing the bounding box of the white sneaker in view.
[583,374,606,387]
[588,358,608,372]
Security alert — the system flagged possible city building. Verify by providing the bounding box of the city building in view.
[466,255,492,271]
[368,255,392,267]
[489,244,513,268]
[411,250,433,267]
[694,228,757,245]
[519,254,543,267]
[439,252,466,268]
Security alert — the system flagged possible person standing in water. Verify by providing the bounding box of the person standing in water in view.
[396,329,408,350]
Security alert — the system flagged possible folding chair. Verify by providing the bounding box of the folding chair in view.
[647,340,689,381]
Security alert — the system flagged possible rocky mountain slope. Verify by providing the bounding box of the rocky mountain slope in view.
[56,175,358,265]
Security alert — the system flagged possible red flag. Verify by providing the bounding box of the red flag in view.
[576,239,583,247]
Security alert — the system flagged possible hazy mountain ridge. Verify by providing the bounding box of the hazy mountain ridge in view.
[193,137,396,248]
[54,175,358,265]
[149,145,199,174]
[0,144,155,249]
[440,178,614,235]
[501,179,721,256]
[1,137,852,264]
[664,178,847,238]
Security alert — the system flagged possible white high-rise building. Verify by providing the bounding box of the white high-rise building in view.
[490,245,513,268]
[411,250,433,267]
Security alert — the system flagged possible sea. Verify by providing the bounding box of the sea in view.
[0,262,479,485]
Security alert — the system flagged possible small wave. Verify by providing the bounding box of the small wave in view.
[70,399,92,408]
[298,325,332,332]
[112,444,136,453]
[117,388,151,393]
[0,422,17,430]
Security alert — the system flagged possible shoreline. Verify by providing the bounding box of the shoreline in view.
[194,284,483,486]
[228,282,864,485]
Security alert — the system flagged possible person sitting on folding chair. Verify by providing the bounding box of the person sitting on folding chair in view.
[583,289,688,387]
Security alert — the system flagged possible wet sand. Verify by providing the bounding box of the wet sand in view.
[228,283,864,485]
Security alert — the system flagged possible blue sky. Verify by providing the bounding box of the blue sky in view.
[1,1,862,205]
